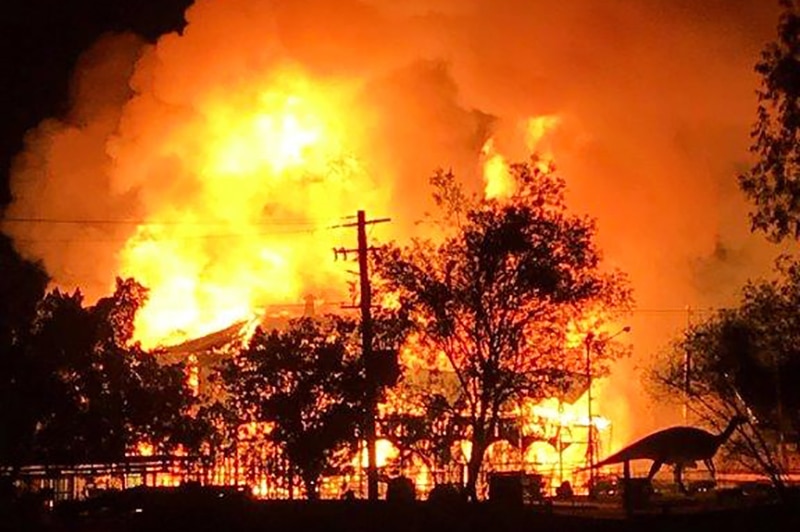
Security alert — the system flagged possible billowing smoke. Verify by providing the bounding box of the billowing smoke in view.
[1,0,785,440]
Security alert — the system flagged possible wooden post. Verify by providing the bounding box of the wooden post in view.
[336,211,390,500]
[622,460,632,518]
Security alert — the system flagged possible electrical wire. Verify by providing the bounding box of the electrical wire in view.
[1,216,351,243]
[9,228,334,244]
[0,216,733,316]
[1,216,333,227]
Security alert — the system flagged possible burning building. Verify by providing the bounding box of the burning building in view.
[0,0,785,500]
[151,298,618,499]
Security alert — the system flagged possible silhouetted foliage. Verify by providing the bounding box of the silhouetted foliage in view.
[0,234,49,346]
[380,382,468,478]
[217,317,367,499]
[740,0,800,241]
[0,276,199,467]
[0,235,49,468]
[375,160,632,499]
[647,256,800,489]
[193,400,241,464]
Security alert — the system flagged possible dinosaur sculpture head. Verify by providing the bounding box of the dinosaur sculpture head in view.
[718,414,748,444]
[730,414,748,427]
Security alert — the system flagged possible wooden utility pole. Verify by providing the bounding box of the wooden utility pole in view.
[334,210,390,501]
[683,305,693,424]
[585,333,595,490]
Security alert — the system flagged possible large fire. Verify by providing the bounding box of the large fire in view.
[481,115,559,200]
[4,2,780,499]
[115,67,388,349]
[2,0,642,499]
[114,75,624,494]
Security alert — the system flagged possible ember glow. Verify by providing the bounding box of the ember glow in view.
[112,67,390,348]
[482,115,559,199]
[2,0,782,492]
[0,0,631,494]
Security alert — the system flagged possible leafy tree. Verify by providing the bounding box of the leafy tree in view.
[379,369,468,484]
[0,234,49,469]
[218,317,367,500]
[739,0,800,240]
[0,277,199,466]
[0,234,48,347]
[375,161,632,499]
[193,400,241,472]
[647,256,800,490]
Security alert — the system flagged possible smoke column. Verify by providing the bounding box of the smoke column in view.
[2,0,785,439]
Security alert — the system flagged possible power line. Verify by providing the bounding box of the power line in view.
[10,227,332,244]
[629,308,729,314]
[1,216,335,227]
[4,221,349,243]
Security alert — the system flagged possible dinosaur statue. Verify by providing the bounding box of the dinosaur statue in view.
[588,415,747,493]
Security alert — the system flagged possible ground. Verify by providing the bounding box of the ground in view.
[5,486,800,532]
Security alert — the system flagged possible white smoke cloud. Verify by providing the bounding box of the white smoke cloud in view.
[2,0,787,437]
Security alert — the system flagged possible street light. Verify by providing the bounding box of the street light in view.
[585,325,631,490]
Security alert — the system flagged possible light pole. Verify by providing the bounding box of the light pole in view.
[585,325,630,491]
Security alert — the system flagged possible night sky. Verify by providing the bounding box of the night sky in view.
[0,0,191,207]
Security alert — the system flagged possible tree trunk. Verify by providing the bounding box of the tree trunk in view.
[288,462,295,500]
[304,476,319,501]
[465,432,487,502]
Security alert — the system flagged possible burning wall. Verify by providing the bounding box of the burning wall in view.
[1,0,785,449]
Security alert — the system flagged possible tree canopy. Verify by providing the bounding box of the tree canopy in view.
[740,0,800,241]
[375,161,632,499]
[647,256,800,488]
[0,234,48,348]
[217,316,368,499]
[0,276,199,467]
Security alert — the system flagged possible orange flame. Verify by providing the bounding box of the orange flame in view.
[481,115,560,200]
[61,64,626,493]
[115,68,389,348]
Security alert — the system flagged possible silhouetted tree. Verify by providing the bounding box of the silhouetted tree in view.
[381,381,473,486]
[0,276,199,467]
[647,256,800,490]
[0,235,48,346]
[193,400,241,470]
[375,161,632,500]
[0,234,49,470]
[740,0,800,240]
[218,317,367,499]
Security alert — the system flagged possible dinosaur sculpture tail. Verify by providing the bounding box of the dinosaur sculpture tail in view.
[579,447,634,471]
[573,448,633,474]
[577,432,657,472]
